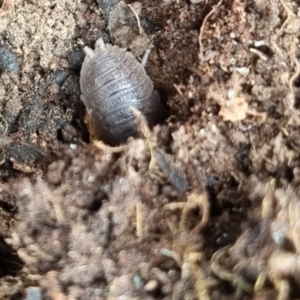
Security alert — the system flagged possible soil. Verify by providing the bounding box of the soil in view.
[0,0,300,299]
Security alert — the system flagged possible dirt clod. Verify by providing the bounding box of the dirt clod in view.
[0,0,300,299]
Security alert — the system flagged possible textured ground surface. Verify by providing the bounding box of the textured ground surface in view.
[1,0,300,299]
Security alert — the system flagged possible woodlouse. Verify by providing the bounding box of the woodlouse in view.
[80,38,163,146]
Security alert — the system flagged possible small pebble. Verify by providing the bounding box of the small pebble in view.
[68,50,85,72]
[53,70,70,85]
[0,45,20,73]
[133,275,143,289]
[144,279,160,292]
[25,287,42,300]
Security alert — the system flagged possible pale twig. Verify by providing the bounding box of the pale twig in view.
[93,140,129,152]
[249,48,269,61]
[199,0,223,62]
[174,83,188,105]
[188,252,211,300]
[278,0,295,31]
[130,106,157,172]
[128,4,142,35]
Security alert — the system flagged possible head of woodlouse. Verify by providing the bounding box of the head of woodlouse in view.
[79,38,165,146]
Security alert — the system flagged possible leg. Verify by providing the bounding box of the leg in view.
[83,46,95,58]
[141,48,152,67]
[95,38,106,50]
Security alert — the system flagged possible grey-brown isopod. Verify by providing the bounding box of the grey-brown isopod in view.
[80,38,163,146]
